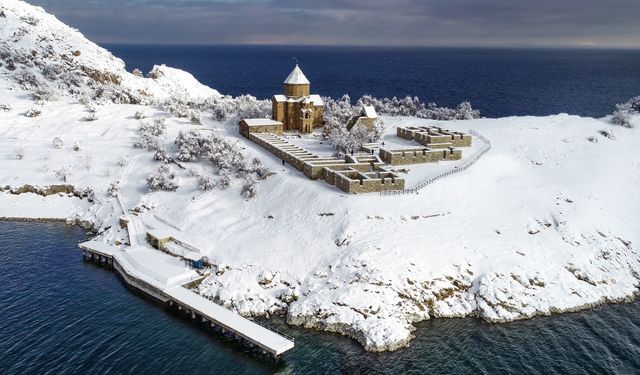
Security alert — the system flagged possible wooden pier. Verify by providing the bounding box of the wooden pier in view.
[78,240,295,358]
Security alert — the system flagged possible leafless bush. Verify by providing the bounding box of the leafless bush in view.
[25,108,42,117]
[55,166,71,182]
[52,137,63,149]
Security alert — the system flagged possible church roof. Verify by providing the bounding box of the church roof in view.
[363,105,377,119]
[284,64,310,85]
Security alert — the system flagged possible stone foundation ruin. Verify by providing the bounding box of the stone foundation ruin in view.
[247,132,404,193]
[241,123,475,194]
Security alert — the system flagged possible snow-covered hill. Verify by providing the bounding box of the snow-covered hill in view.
[0,0,639,354]
[0,0,219,104]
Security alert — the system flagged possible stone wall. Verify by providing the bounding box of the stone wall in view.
[284,83,310,97]
[239,120,284,137]
[243,131,405,194]
[397,126,472,148]
[334,170,405,194]
[379,147,462,165]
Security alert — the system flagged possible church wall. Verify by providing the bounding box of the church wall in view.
[284,83,310,97]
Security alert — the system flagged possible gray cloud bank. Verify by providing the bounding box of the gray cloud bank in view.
[30,0,640,47]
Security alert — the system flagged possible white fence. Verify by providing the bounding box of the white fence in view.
[380,130,491,196]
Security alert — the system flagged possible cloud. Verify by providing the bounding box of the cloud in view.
[29,0,640,47]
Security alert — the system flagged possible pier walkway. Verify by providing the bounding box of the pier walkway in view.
[165,286,294,356]
[78,239,295,357]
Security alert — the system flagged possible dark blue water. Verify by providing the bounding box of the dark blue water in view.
[105,45,640,118]
[1,221,640,374]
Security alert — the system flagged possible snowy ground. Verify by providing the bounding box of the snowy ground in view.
[1,0,639,353]
[2,74,639,351]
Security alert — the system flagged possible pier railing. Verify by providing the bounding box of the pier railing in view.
[380,129,491,196]
[250,319,296,342]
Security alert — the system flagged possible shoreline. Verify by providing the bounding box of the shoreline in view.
[1,212,639,352]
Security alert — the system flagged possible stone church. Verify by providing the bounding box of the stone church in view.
[272,65,324,133]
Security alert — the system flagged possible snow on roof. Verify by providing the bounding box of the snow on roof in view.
[284,65,310,85]
[243,118,283,126]
[273,94,288,102]
[273,94,324,106]
[308,94,324,106]
[363,105,377,118]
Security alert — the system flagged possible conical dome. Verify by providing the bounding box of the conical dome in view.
[284,64,310,85]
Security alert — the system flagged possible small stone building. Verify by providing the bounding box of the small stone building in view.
[240,118,283,137]
[272,65,324,133]
[347,105,378,131]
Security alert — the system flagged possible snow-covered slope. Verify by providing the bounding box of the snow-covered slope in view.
[0,0,219,103]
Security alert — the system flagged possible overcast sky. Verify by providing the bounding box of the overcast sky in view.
[30,0,640,48]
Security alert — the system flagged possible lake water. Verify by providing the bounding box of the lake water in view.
[106,45,640,118]
[1,221,639,374]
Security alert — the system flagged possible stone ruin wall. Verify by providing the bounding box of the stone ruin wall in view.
[379,147,462,166]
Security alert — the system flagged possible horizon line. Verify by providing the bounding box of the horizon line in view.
[98,42,640,51]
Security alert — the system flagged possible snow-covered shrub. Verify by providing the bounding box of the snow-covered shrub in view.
[598,129,616,140]
[42,64,64,82]
[197,175,215,191]
[106,181,120,197]
[15,146,25,160]
[369,119,386,142]
[174,130,265,192]
[0,103,12,112]
[94,86,134,105]
[52,137,63,149]
[134,118,166,150]
[134,110,146,120]
[235,95,271,120]
[322,94,359,138]
[21,15,40,26]
[209,95,270,122]
[119,156,130,167]
[162,98,191,118]
[329,120,385,154]
[78,96,92,106]
[33,87,59,102]
[82,112,98,122]
[612,110,631,128]
[330,124,363,154]
[175,130,213,161]
[216,170,231,190]
[81,187,96,202]
[25,108,42,117]
[55,166,71,182]
[611,96,639,128]
[73,142,81,151]
[190,111,202,125]
[147,165,179,191]
[16,69,36,84]
[356,95,481,120]
[153,147,172,163]
[251,157,269,178]
[241,176,258,199]
[132,68,144,77]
